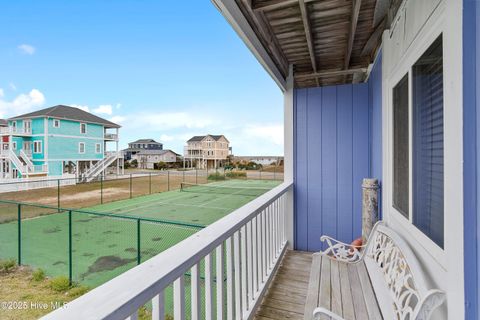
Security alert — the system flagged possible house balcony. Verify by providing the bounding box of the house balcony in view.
[0,127,32,136]
[104,133,119,141]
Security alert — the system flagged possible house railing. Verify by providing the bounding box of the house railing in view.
[33,164,48,173]
[20,150,34,171]
[43,181,292,320]
[104,133,118,140]
[0,127,32,135]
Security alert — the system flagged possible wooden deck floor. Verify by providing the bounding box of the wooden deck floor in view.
[255,250,312,320]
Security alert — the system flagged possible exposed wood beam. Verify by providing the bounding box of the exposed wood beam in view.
[240,0,289,75]
[252,0,315,12]
[295,68,367,79]
[297,0,319,85]
[298,0,316,71]
[344,0,362,70]
[373,0,391,27]
[360,18,386,56]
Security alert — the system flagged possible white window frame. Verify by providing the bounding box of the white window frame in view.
[79,142,86,154]
[11,121,16,132]
[383,10,461,268]
[33,141,42,154]
[53,119,60,128]
[23,119,32,133]
[80,123,87,134]
[95,143,101,154]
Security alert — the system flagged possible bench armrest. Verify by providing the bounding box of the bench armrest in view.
[319,235,366,263]
[313,307,345,320]
[414,289,446,320]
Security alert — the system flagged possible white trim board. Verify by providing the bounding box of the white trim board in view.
[381,0,464,318]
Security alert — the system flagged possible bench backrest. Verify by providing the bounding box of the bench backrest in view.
[363,223,445,320]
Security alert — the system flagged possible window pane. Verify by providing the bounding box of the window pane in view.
[393,74,410,218]
[413,36,444,248]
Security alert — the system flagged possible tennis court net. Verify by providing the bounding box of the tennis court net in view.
[180,182,271,197]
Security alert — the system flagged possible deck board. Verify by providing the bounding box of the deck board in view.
[254,250,312,320]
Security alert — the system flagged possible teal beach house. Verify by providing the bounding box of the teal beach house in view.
[0,105,122,181]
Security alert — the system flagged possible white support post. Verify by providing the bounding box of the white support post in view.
[284,64,295,249]
[116,128,120,176]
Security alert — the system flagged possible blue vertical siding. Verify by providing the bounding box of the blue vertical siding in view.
[294,53,383,251]
[294,83,371,251]
[336,85,354,246]
[463,0,479,318]
[294,88,309,249]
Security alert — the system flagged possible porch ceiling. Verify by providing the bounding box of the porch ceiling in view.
[232,0,402,88]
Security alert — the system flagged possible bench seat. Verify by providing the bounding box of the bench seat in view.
[304,254,382,320]
[303,222,446,320]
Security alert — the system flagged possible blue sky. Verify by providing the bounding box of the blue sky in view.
[0,0,283,155]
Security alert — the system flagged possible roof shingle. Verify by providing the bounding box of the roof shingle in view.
[9,105,121,128]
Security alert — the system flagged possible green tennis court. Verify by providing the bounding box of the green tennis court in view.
[87,179,280,225]
[0,179,280,287]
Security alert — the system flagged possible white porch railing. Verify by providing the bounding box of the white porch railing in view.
[0,127,32,135]
[104,133,118,140]
[20,149,34,171]
[42,181,292,320]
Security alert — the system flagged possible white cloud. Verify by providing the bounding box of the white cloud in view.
[71,104,90,112]
[0,89,45,118]
[9,83,16,91]
[244,124,284,146]
[159,134,174,142]
[0,89,4,98]
[124,112,216,130]
[109,115,126,123]
[93,104,113,115]
[18,44,36,55]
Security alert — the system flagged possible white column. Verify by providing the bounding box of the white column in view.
[8,134,12,178]
[116,128,120,175]
[283,65,295,249]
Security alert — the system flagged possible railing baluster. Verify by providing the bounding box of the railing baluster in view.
[226,237,234,320]
[246,221,253,306]
[275,199,279,256]
[216,244,225,320]
[273,200,277,258]
[258,210,264,285]
[252,216,258,295]
[240,225,248,313]
[152,291,165,320]
[266,205,271,270]
[205,253,214,320]
[281,196,285,243]
[262,209,266,280]
[174,276,185,320]
[233,231,243,319]
[191,264,201,320]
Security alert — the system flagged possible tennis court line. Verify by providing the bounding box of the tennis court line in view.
[94,193,234,214]
[198,187,251,207]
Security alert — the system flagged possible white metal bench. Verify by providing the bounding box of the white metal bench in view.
[304,222,446,320]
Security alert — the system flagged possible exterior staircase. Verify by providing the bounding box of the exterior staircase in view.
[81,152,121,182]
[6,150,48,177]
